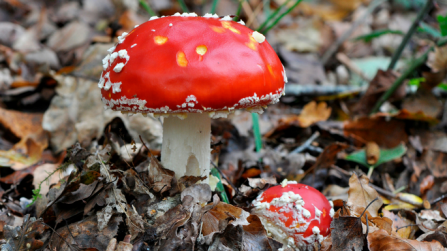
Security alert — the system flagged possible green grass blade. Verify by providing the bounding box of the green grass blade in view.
[233,0,243,21]
[353,29,404,42]
[139,0,156,16]
[261,0,302,34]
[211,167,230,203]
[211,0,219,14]
[437,14,447,36]
[177,0,189,12]
[264,0,271,18]
[257,0,291,32]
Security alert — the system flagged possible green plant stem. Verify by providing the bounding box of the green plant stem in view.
[257,0,291,32]
[371,50,429,114]
[387,0,434,70]
[264,0,271,17]
[211,0,219,14]
[261,0,302,34]
[211,167,229,203]
[252,113,263,153]
[367,166,374,179]
[233,0,243,21]
[139,0,156,16]
[177,0,189,12]
[371,37,447,114]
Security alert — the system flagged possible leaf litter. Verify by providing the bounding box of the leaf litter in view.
[1,0,447,250]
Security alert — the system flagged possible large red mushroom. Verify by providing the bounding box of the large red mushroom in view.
[252,180,334,250]
[98,13,286,180]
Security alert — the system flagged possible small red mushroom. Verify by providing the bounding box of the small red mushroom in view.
[98,13,286,180]
[252,180,334,250]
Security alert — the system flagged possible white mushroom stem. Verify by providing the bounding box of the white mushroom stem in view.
[161,113,211,181]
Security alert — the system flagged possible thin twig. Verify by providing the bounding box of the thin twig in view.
[387,0,434,70]
[369,183,424,208]
[321,0,385,65]
[431,194,447,205]
[290,131,320,154]
[336,53,371,82]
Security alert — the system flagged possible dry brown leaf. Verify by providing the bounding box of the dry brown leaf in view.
[348,174,383,217]
[331,216,364,251]
[242,214,274,251]
[424,45,447,89]
[202,202,249,238]
[382,209,418,239]
[401,89,442,122]
[280,101,331,128]
[32,163,61,196]
[420,175,435,197]
[353,70,402,116]
[344,116,407,148]
[0,107,48,168]
[367,229,444,251]
[311,142,349,172]
[369,216,393,235]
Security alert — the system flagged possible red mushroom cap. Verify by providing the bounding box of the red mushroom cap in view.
[252,181,334,249]
[98,13,286,117]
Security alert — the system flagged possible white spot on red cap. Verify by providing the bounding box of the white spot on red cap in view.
[252,31,266,43]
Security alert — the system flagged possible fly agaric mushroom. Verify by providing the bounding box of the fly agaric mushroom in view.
[252,180,334,250]
[98,13,286,180]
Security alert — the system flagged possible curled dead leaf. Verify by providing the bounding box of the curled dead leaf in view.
[348,174,383,217]
[367,229,444,251]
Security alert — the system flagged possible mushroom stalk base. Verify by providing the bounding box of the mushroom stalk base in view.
[161,113,211,181]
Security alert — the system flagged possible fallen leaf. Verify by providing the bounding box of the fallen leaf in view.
[424,45,447,89]
[242,215,274,251]
[420,175,435,197]
[348,174,383,217]
[367,229,444,251]
[32,163,61,196]
[271,101,331,134]
[2,215,48,251]
[346,143,406,169]
[49,214,122,250]
[382,209,418,239]
[331,216,364,251]
[202,202,250,244]
[148,154,177,194]
[352,70,403,116]
[344,116,408,148]
[418,150,447,178]
[0,107,48,168]
[401,89,442,122]
[312,142,349,170]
